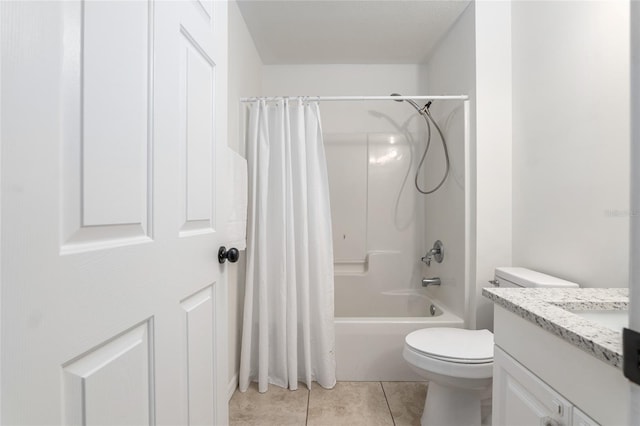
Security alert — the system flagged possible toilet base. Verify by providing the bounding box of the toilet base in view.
[421,381,483,426]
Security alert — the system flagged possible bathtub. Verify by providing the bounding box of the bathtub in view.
[334,290,464,381]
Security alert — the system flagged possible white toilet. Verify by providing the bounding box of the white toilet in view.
[403,267,579,426]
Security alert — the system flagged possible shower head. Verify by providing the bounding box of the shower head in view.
[390,93,430,113]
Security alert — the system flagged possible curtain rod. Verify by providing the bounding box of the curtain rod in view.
[239,95,469,102]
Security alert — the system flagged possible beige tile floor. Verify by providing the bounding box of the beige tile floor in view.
[229,381,427,426]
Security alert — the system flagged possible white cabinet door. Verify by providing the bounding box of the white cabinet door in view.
[1,0,229,424]
[572,408,600,426]
[493,347,571,426]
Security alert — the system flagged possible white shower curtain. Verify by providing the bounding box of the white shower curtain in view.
[239,99,336,393]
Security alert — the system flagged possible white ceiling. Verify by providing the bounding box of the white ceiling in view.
[236,0,471,64]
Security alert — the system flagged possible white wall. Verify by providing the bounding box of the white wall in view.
[227,0,262,392]
[511,1,630,289]
[423,3,475,323]
[425,0,630,330]
[473,1,513,330]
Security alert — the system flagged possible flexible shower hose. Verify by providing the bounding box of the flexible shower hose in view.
[415,107,450,194]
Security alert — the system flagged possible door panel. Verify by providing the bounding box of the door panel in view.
[1,0,229,424]
[60,0,153,252]
[81,0,151,227]
[63,321,154,426]
[179,29,215,236]
[182,285,216,425]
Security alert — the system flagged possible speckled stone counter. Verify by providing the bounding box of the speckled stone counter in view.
[482,287,628,369]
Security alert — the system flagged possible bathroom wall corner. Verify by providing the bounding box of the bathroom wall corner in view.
[473,0,513,330]
[227,0,262,386]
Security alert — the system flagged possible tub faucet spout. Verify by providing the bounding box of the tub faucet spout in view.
[422,277,441,287]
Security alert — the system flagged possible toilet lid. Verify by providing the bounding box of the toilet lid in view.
[405,328,494,364]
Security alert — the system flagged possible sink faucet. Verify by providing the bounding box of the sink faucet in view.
[421,240,444,267]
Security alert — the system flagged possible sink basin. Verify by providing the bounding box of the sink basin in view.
[570,309,628,332]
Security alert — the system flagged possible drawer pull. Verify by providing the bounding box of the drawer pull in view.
[552,398,564,416]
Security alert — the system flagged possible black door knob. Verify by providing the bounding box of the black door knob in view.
[218,246,240,264]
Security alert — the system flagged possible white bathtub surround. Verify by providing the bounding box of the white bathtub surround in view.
[239,99,336,393]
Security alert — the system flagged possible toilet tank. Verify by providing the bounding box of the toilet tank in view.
[494,267,579,288]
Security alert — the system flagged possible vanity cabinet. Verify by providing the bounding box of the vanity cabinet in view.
[491,305,628,425]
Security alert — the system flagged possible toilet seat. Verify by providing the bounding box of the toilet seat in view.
[403,328,494,381]
[405,328,494,364]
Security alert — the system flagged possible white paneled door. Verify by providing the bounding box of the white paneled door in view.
[1,0,229,424]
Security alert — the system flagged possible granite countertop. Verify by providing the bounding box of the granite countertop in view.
[482,287,628,369]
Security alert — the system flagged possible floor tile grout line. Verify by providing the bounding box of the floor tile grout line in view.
[380,381,397,426]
